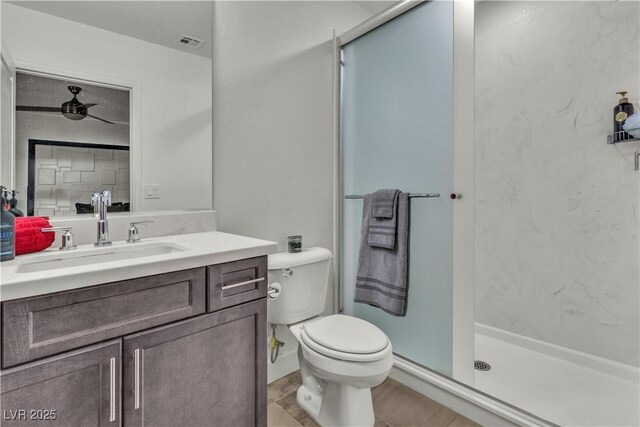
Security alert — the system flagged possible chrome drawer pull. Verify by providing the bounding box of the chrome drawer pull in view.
[134,349,140,410]
[221,277,265,291]
[109,357,116,422]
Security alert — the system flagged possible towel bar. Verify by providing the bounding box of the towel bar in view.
[344,193,440,199]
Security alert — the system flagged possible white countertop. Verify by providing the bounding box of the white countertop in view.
[0,231,278,301]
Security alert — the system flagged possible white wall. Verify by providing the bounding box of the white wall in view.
[212,1,372,378]
[475,1,639,366]
[2,3,212,212]
[17,113,129,148]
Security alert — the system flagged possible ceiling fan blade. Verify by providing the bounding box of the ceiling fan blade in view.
[86,114,115,125]
[16,106,60,113]
[80,103,98,109]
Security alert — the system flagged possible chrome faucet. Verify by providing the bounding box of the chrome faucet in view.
[92,190,112,246]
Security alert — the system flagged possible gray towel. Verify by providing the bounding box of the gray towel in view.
[371,189,399,219]
[368,189,400,249]
[355,192,410,317]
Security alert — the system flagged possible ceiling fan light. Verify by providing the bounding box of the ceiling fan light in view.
[62,111,84,120]
[61,100,85,120]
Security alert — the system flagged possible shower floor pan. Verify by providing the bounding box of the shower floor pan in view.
[474,323,639,427]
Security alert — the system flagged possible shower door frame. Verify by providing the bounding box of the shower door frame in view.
[332,0,476,385]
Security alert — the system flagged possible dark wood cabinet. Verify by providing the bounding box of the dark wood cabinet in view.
[123,298,267,427]
[0,256,268,427]
[1,340,121,426]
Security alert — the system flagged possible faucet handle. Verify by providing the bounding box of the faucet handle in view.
[42,227,77,250]
[101,190,112,206]
[91,190,112,208]
[91,192,101,214]
[127,220,153,243]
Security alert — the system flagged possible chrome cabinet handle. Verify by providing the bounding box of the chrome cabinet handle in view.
[221,277,265,291]
[109,357,116,422]
[134,349,141,410]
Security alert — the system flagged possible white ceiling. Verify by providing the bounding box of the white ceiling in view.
[8,1,397,59]
[9,0,397,58]
[8,1,214,59]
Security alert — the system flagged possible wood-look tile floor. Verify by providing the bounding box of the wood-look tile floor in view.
[267,371,482,427]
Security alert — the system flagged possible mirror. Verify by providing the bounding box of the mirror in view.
[17,72,131,216]
[1,1,213,216]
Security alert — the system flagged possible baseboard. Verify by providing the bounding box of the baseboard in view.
[390,356,556,427]
[267,347,300,384]
[475,323,639,383]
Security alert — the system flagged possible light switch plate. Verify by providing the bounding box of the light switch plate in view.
[144,184,160,199]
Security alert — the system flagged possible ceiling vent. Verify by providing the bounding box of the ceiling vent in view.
[174,34,205,50]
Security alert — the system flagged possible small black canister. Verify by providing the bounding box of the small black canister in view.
[287,235,302,253]
[614,91,635,141]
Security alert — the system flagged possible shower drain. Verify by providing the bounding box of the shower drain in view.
[474,360,491,371]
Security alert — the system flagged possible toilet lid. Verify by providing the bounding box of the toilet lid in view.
[303,315,389,355]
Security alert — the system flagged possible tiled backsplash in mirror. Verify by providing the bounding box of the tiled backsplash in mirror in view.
[32,143,130,217]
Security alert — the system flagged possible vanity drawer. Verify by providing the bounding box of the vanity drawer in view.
[2,267,206,368]
[207,256,267,312]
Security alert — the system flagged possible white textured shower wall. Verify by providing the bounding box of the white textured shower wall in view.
[474,1,639,366]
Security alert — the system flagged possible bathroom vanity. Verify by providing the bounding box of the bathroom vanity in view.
[0,231,276,426]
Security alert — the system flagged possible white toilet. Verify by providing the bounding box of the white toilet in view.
[267,247,394,427]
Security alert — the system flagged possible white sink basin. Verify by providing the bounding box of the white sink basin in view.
[16,242,187,273]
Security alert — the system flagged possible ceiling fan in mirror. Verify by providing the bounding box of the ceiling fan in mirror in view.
[16,85,115,124]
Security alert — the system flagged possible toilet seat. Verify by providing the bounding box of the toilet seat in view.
[299,315,390,362]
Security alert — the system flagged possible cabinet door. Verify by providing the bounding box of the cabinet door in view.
[1,340,121,427]
[123,299,266,427]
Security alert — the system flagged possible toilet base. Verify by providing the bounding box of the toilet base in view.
[296,382,375,427]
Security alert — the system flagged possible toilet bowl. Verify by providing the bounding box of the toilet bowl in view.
[268,248,393,427]
[289,315,394,427]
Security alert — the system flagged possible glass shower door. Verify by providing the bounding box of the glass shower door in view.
[341,1,454,375]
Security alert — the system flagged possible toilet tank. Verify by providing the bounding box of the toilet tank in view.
[267,247,333,325]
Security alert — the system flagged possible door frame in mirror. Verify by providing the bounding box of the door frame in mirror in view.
[1,42,17,189]
[12,59,142,212]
